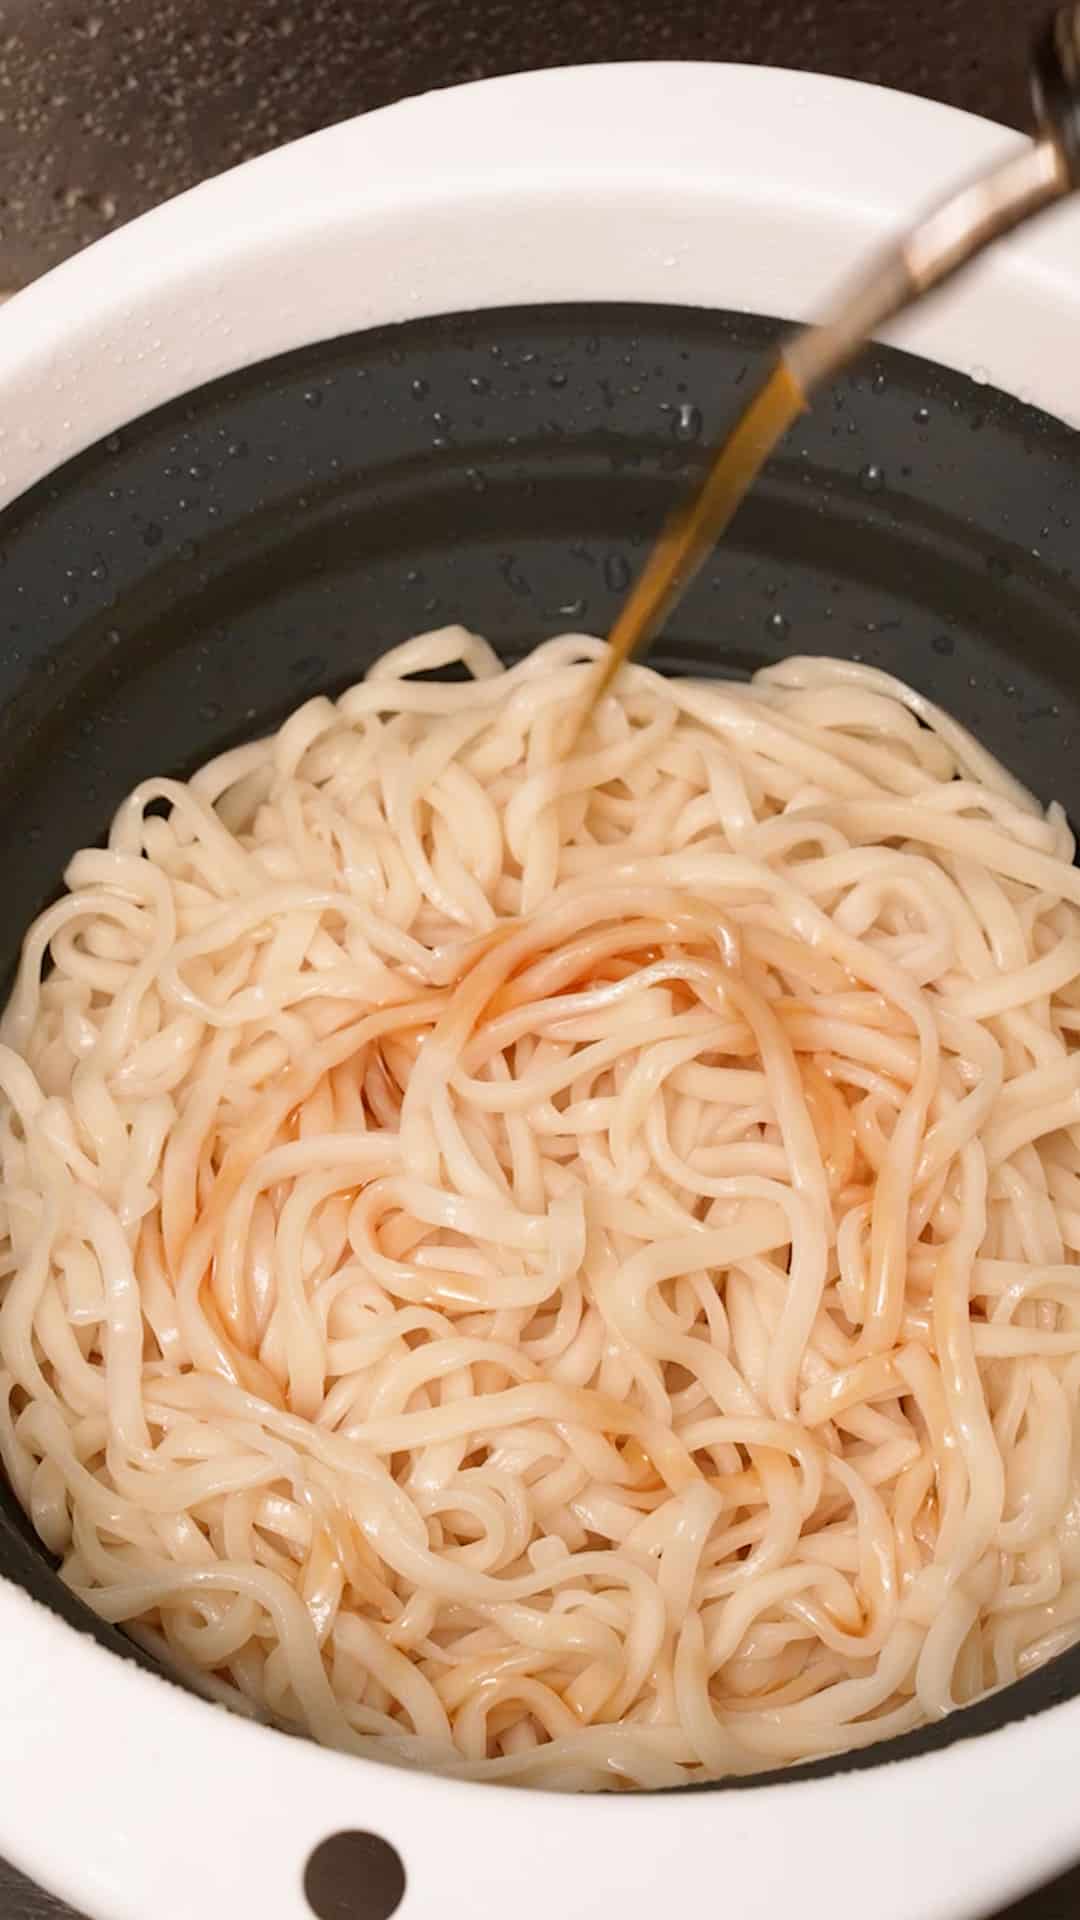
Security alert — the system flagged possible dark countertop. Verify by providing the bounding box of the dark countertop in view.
[0,1,1075,1915]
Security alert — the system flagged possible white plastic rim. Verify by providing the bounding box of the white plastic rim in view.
[3,59,1080,508]
[1,59,1080,1920]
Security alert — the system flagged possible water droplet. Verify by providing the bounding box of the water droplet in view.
[871,372,887,394]
[498,555,530,597]
[765,610,789,637]
[188,462,209,480]
[226,438,247,459]
[548,370,568,391]
[913,406,930,425]
[557,596,587,619]
[671,402,703,444]
[61,588,78,608]
[467,374,490,395]
[859,463,885,493]
[464,468,486,493]
[410,378,429,400]
[89,556,108,582]
[603,553,631,593]
[106,627,121,646]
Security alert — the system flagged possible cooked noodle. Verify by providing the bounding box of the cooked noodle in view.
[3,627,1080,1789]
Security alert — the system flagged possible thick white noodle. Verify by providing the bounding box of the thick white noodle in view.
[2,628,1080,1790]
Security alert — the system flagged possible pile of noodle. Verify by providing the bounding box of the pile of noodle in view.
[2,627,1080,1791]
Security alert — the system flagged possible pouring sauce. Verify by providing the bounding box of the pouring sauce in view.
[577,354,805,727]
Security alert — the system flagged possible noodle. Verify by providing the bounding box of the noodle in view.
[2,626,1080,1790]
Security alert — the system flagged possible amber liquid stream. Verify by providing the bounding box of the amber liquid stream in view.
[576,355,806,730]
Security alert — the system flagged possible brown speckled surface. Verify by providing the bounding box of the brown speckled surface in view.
[0,1,1076,1916]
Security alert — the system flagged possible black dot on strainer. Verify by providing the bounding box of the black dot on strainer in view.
[303,1831,406,1920]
